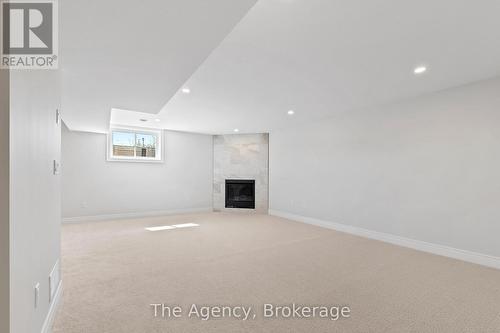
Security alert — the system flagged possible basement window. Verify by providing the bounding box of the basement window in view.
[107,127,163,162]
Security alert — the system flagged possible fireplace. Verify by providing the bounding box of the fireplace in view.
[225,179,255,209]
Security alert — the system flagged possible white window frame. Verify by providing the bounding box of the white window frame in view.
[107,126,164,163]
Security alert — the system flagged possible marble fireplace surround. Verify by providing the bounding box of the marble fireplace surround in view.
[213,133,269,213]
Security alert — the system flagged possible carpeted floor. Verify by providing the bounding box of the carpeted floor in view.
[53,213,500,332]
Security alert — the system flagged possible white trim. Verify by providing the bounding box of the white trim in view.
[269,209,500,270]
[41,281,62,333]
[62,207,213,224]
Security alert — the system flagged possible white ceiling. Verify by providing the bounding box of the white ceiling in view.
[60,0,257,133]
[68,0,500,135]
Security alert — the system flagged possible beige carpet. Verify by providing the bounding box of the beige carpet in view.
[53,213,500,332]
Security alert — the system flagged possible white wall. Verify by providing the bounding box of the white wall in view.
[270,77,500,258]
[62,127,213,219]
[0,66,10,333]
[9,70,62,333]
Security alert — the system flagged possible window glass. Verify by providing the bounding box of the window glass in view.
[112,131,135,157]
[135,133,156,158]
[109,129,162,161]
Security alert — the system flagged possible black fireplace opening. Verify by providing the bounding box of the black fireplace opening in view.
[225,179,255,209]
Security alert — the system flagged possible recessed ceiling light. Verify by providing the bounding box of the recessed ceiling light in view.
[287,110,295,115]
[414,66,427,75]
[234,128,239,133]
[154,118,161,122]
[139,118,148,122]
[181,87,191,94]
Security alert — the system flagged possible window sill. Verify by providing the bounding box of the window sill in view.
[106,157,164,164]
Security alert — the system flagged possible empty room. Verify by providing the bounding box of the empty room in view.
[1,0,500,332]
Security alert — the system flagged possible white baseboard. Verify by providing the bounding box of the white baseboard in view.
[269,209,500,270]
[62,207,213,224]
[41,281,62,333]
